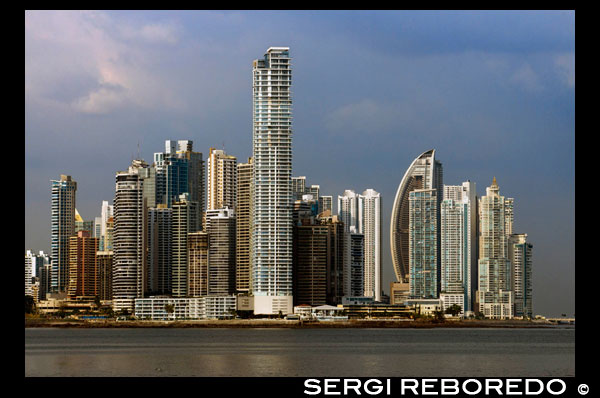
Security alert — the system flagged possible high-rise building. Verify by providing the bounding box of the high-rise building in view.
[359,189,382,301]
[509,233,533,319]
[172,193,200,298]
[188,232,209,297]
[25,250,34,296]
[67,230,99,298]
[99,200,114,251]
[207,208,236,296]
[478,177,513,319]
[51,174,77,293]
[291,176,307,200]
[293,222,328,306]
[31,251,52,302]
[408,189,438,299]
[207,148,238,212]
[155,140,205,227]
[391,150,443,283]
[349,229,365,297]
[96,251,113,301]
[236,158,253,293]
[318,195,333,215]
[252,46,293,315]
[337,190,359,232]
[147,205,172,295]
[440,181,477,313]
[74,209,94,234]
[113,160,148,313]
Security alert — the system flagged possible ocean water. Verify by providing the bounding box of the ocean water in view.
[25,327,574,377]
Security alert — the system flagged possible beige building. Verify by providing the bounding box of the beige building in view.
[207,148,237,212]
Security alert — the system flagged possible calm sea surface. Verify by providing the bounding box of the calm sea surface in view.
[25,327,574,377]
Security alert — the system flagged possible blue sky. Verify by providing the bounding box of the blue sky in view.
[25,10,574,317]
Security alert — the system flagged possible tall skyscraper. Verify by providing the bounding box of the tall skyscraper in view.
[188,232,209,297]
[67,230,99,298]
[359,189,382,301]
[252,46,293,315]
[236,158,253,293]
[440,181,478,313]
[337,190,359,232]
[478,177,513,319]
[156,140,205,225]
[206,208,236,296]
[408,189,438,299]
[171,193,200,298]
[509,233,533,319]
[50,174,77,293]
[147,205,172,295]
[113,160,147,313]
[25,251,34,296]
[391,150,443,283]
[96,251,113,301]
[207,148,238,212]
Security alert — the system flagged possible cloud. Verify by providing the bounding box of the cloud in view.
[324,99,411,136]
[509,63,543,92]
[554,53,575,88]
[25,10,184,115]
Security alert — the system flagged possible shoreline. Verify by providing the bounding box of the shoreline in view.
[25,318,568,329]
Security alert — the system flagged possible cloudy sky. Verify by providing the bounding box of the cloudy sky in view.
[25,10,574,317]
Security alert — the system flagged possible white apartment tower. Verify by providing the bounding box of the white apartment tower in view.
[478,177,514,319]
[113,160,148,313]
[441,181,477,313]
[359,189,382,301]
[252,47,293,315]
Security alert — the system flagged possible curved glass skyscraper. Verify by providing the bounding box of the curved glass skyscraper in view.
[390,150,443,282]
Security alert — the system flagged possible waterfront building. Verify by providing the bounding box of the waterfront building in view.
[408,189,439,299]
[207,148,238,213]
[171,193,200,298]
[32,251,52,302]
[478,177,514,319]
[293,222,328,306]
[440,293,465,317]
[134,296,236,320]
[391,150,443,283]
[252,46,293,315]
[236,158,253,293]
[440,181,477,312]
[188,232,209,297]
[96,251,113,301]
[389,281,410,305]
[113,160,147,313]
[509,233,533,319]
[147,205,172,295]
[67,230,99,298]
[105,216,114,250]
[50,174,77,293]
[207,208,236,296]
[359,189,382,301]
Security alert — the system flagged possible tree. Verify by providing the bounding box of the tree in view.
[445,304,462,317]
[432,309,446,323]
[25,295,36,314]
[164,304,175,320]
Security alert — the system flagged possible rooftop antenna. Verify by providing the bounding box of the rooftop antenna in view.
[137,140,140,160]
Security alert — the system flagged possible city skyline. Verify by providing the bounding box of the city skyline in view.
[25,10,574,317]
